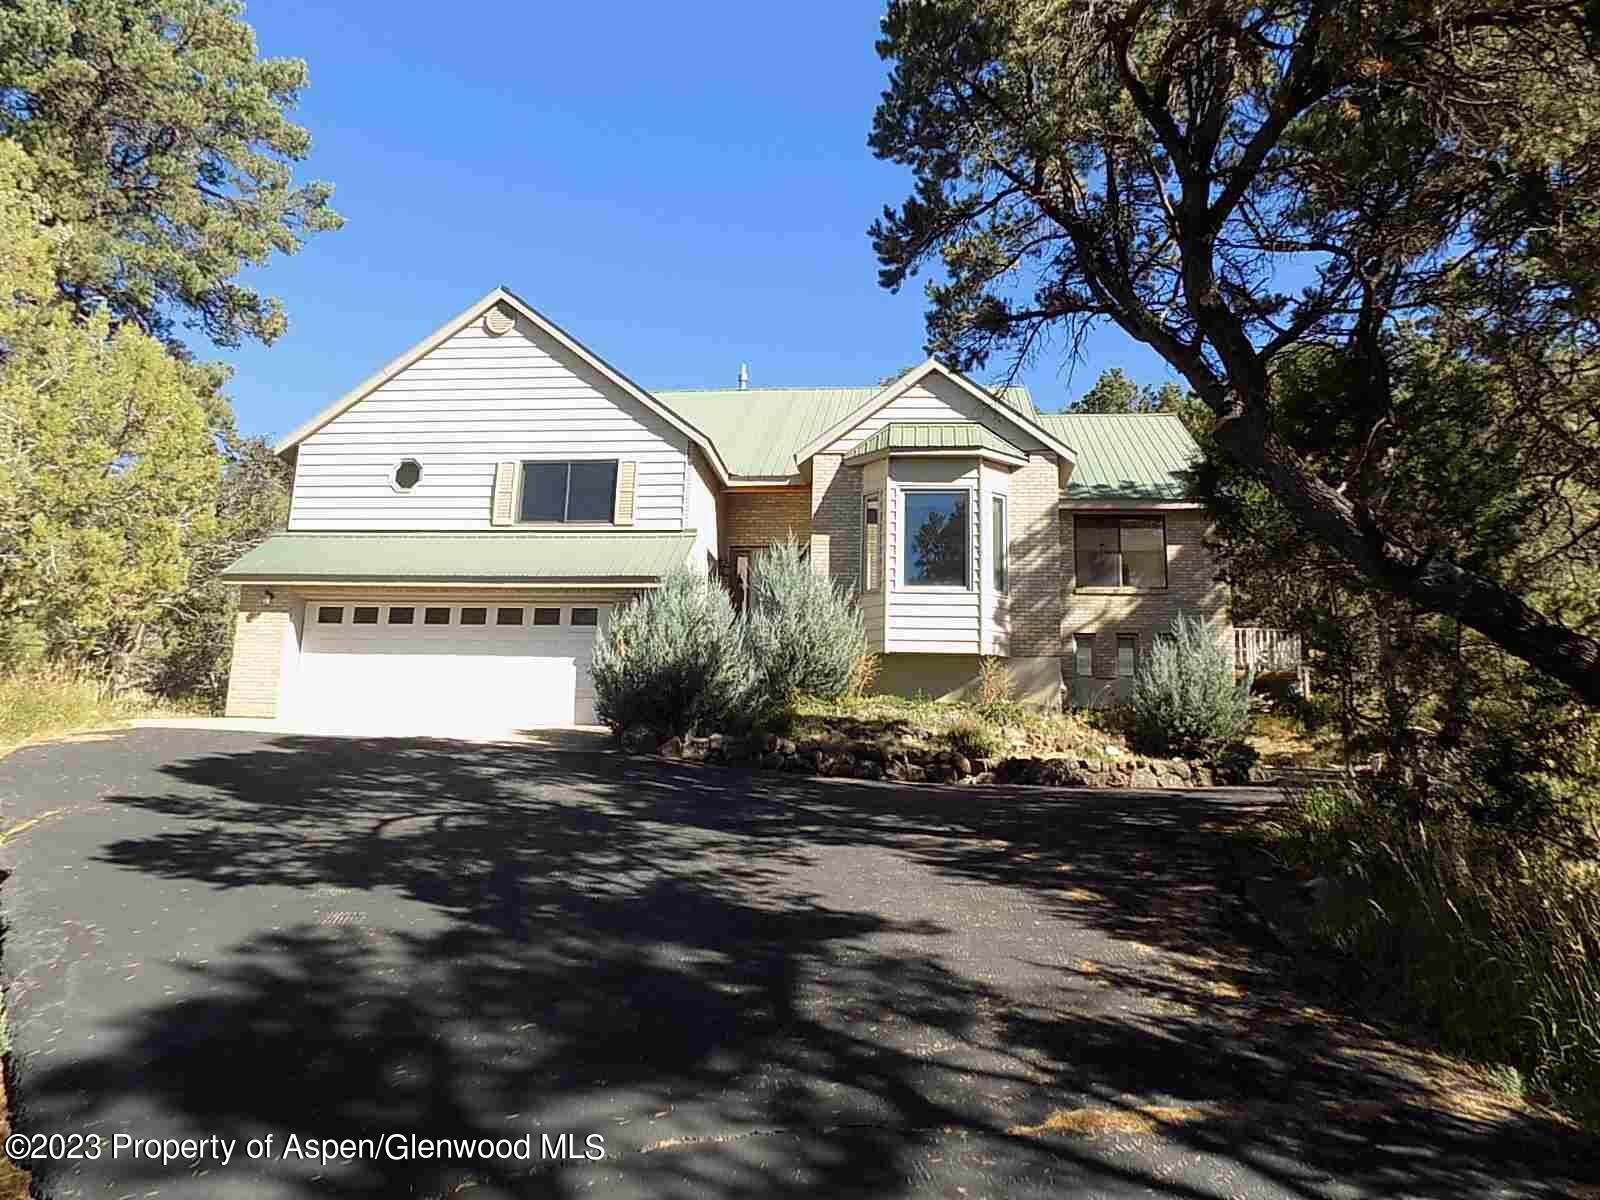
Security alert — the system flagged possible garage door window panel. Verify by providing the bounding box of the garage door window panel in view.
[388,607,415,625]
[352,606,379,625]
[424,607,451,626]
[317,606,343,624]
[533,608,560,626]
[519,461,617,524]
[571,607,599,627]
[460,607,487,626]
[497,607,524,626]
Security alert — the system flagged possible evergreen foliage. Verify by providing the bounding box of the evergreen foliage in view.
[1129,614,1253,755]
[744,536,866,711]
[591,569,755,737]
[0,0,342,349]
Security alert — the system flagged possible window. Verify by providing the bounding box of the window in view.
[392,459,422,491]
[1075,635,1095,678]
[423,607,451,625]
[496,607,524,626]
[519,461,617,523]
[903,490,969,587]
[352,606,379,625]
[1074,516,1168,589]
[459,607,487,626]
[992,496,1008,594]
[571,607,599,627]
[532,607,560,626]
[388,606,415,625]
[317,606,343,624]
[1117,634,1138,677]
[863,494,881,591]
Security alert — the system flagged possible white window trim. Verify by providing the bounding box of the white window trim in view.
[898,484,976,592]
[514,458,620,526]
[863,491,882,593]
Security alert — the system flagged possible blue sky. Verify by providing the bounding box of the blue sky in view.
[216,1,1178,438]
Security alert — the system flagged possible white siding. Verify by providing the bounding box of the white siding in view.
[685,445,722,573]
[885,457,982,654]
[825,374,1046,456]
[289,314,689,531]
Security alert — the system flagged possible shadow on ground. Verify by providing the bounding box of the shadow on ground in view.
[13,735,1595,1198]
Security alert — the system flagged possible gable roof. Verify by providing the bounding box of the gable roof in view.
[272,287,734,484]
[651,383,1037,478]
[1033,412,1199,501]
[790,360,1076,469]
[844,421,1027,464]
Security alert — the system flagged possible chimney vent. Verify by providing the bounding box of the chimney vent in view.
[737,363,749,391]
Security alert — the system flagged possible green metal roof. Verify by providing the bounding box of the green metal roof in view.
[654,384,1037,477]
[220,532,696,582]
[1032,412,1199,500]
[844,421,1027,462]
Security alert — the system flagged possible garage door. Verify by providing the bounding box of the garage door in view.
[294,601,606,730]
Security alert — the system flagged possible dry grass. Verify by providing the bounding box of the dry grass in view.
[0,669,200,760]
[787,693,1119,763]
[1268,785,1600,1125]
[1246,712,1343,767]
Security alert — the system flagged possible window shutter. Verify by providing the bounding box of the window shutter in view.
[490,462,516,526]
[614,461,637,525]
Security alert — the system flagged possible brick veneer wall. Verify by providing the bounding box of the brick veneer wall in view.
[809,453,863,593]
[1008,454,1065,657]
[1060,509,1228,681]
[223,586,299,717]
[723,488,811,552]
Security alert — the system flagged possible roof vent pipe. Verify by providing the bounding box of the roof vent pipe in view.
[737,363,749,391]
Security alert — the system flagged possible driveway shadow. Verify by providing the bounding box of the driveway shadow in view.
[9,736,1594,1198]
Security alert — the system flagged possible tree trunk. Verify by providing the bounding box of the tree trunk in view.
[1210,414,1600,705]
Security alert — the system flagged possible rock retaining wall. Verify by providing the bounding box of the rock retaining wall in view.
[627,728,1260,788]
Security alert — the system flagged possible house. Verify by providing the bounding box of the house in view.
[219,287,1227,730]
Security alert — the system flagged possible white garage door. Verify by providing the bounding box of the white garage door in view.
[294,601,606,731]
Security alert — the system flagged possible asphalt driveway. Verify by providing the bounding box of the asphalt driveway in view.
[0,729,1591,1199]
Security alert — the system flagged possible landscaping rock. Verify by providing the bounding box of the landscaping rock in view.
[620,725,656,755]
[852,760,882,781]
[952,754,973,778]
[902,763,927,783]
[759,751,784,770]
[776,737,797,756]
[656,736,685,759]
[762,733,779,753]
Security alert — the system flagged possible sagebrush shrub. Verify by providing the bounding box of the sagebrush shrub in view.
[590,569,755,737]
[744,536,865,712]
[1130,613,1252,754]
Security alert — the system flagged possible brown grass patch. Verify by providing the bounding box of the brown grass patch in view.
[1009,1103,1218,1138]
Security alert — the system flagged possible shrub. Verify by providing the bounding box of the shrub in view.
[1130,613,1252,755]
[845,651,880,699]
[1211,739,1260,784]
[1270,782,1600,1123]
[590,569,755,738]
[945,716,1005,761]
[743,536,866,713]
